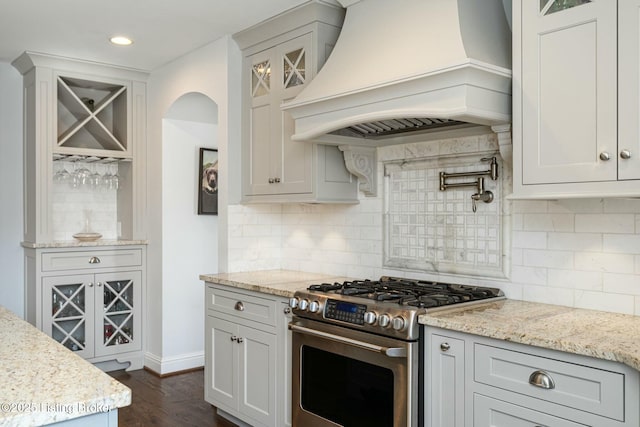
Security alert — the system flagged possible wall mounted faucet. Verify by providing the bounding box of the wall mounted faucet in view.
[439,157,498,213]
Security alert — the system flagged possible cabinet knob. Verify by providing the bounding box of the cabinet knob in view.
[528,370,555,390]
[274,177,281,183]
[283,307,291,314]
[599,152,611,161]
[268,178,275,184]
[620,149,632,159]
[440,342,450,352]
[237,337,244,344]
[234,301,245,312]
[88,282,94,288]
[89,256,101,264]
[97,282,102,287]
[230,335,237,342]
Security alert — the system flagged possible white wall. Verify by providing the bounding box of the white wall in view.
[145,36,240,374]
[0,62,24,317]
[228,132,640,316]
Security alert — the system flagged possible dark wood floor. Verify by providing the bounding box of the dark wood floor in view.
[109,368,237,427]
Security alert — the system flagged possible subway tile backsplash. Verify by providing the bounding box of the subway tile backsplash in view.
[228,132,640,315]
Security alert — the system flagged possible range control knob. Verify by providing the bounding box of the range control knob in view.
[378,314,391,328]
[309,301,321,313]
[299,299,310,311]
[391,316,406,331]
[363,311,377,325]
[289,297,299,309]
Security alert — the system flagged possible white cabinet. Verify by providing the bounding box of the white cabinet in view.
[234,0,359,203]
[513,0,640,198]
[425,333,465,427]
[12,52,147,243]
[204,285,291,427]
[25,246,146,370]
[424,327,640,427]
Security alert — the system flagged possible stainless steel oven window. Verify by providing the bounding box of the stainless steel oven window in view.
[291,319,418,427]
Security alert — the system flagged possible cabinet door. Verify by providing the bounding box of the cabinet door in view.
[279,303,293,427]
[246,34,313,197]
[618,0,640,180]
[277,35,313,195]
[427,334,465,427]
[42,274,95,358]
[94,271,142,357]
[473,394,588,427]
[521,0,617,184]
[205,316,238,410]
[238,324,277,427]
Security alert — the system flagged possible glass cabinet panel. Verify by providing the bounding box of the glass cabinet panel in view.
[252,60,271,97]
[102,279,134,346]
[284,48,306,89]
[541,0,591,15]
[50,282,87,352]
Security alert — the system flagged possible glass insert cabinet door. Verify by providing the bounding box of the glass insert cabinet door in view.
[95,271,142,357]
[43,274,95,359]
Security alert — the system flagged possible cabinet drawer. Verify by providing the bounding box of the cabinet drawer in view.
[473,394,588,427]
[206,285,277,327]
[42,249,143,271]
[474,343,624,421]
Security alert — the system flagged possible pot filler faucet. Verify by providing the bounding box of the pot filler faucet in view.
[439,157,498,213]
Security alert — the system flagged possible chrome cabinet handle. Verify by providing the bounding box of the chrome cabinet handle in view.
[89,256,101,264]
[237,337,244,344]
[620,149,632,159]
[88,282,94,288]
[234,301,244,312]
[274,177,281,183]
[529,370,555,390]
[283,307,291,314]
[440,342,450,352]
[230,335,237,342]
[97,282,102,287]
[599,152,611,161]
[268,178,275,183]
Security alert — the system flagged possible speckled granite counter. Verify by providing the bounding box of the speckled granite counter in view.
[200,270,354,298]
[0,306,131,426]
[21,240,147,249]
[420,299,640,371]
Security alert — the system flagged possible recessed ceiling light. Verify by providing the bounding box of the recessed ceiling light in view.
[110,36,133,46]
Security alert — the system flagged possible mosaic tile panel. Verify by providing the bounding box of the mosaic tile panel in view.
[384,153,505,278]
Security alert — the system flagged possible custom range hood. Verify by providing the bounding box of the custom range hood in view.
[282,0,513,145]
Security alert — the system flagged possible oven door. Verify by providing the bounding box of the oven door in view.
[290,317,418,427]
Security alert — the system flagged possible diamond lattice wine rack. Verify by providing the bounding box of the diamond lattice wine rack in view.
[56,76,129,156]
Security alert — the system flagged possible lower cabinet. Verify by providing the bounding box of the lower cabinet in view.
[25,245,146,370]
[204,284,291,427]
[424,327,640,427]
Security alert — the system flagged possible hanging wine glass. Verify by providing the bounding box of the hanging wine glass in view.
[110,163,120,191]
[89,164,101,190]
[53,162,71,185]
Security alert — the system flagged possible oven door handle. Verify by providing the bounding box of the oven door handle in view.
[289,324,407,358]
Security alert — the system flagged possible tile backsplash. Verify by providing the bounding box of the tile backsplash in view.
[228,132,640,315]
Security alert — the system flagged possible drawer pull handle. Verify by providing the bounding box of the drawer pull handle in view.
[234,301,245,312]
[440,342,450,352]
[89,256,101,264]
[529,370,555,390]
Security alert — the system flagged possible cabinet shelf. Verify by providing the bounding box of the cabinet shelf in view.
[56,76,128,154]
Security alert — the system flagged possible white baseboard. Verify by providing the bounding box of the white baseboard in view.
[144,351,204,375]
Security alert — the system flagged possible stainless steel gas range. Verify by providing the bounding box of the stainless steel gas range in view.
[288,276,504,427]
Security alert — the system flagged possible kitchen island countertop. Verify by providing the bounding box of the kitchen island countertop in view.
[200,270,355,298]
[420,299,640,371]
[0,306,131,426]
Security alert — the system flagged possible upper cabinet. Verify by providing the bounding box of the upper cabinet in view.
[234,0,359,203]
[12,52,148,243]
[512,0,640,198]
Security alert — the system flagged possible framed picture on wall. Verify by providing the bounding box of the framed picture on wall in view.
[198,148,218,215]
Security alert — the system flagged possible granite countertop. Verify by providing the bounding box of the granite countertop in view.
[420,299,640,371]
[0,306,131,426]
[200,270,354,298]
[22,240,148,249]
